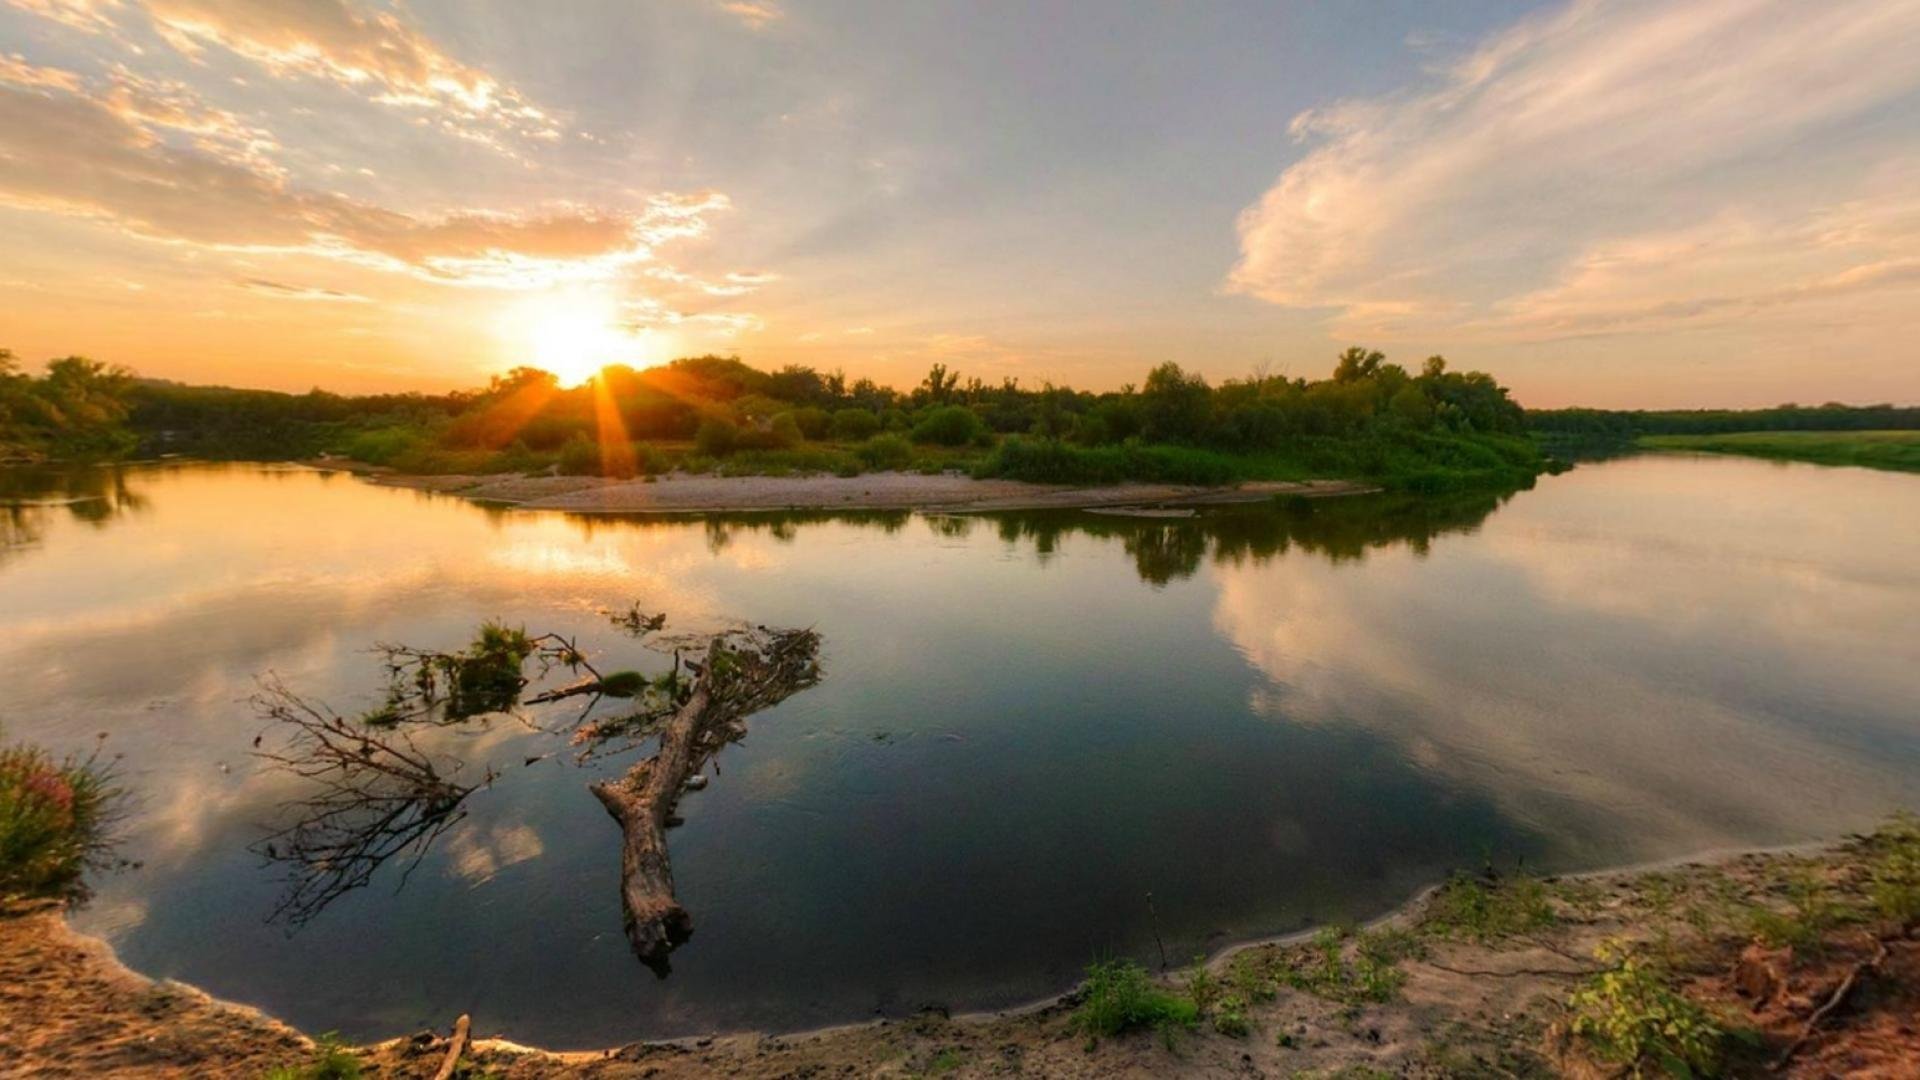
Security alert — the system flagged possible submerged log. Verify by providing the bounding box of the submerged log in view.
[588,629,819,972]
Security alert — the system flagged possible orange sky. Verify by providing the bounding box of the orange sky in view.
[2,0,1918,408]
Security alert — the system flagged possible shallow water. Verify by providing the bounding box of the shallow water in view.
[1,456,1916,1046]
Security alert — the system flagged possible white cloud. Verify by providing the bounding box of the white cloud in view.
[1229,0,1920,347]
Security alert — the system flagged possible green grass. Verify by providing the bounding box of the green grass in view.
[264,1034,362,1080]
[1419,872,1556,944]
[1640,430,1920,473]
[1071,958,1199,1043]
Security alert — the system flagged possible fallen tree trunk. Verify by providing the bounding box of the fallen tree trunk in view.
[588,629,819,972]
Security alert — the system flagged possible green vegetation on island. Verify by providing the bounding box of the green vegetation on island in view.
[3,345,1550,493]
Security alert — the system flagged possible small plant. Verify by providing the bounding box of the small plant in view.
[1211,992,1251,1037]
[925,1047,964,1074]
[1071,958,1198,1044]
[1867,814,1920,926]
[1743,867,1852,954]
[265,1033,362,1080]
[1227,950,1277,1002]
[1422,870,1555,943]
[1182,956,1220,1011]
[1567,940,1727,1077]
[1274,927,1407,1005]
[0,732,125,901]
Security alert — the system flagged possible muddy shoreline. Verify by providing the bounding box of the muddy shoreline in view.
[8,831,1915,1077]
[312,460,1378,513]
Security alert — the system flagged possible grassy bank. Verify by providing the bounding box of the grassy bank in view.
[1641,430,1920,473]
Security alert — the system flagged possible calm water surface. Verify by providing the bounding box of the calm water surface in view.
[1,456,1916,1045]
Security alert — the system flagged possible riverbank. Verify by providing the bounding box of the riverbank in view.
[6,823,1915,1078]
[1641,431,1920,474]
[331,462,1379,512]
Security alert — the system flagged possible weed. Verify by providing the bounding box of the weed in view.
[1743,867,1853,954]
[1212,993,1251,1037]
[264,1033,362,1080]
[1275,927,1407,1005]
[1566,940,1730,1077]
[1866,813,1920,925]
[1071,959,1199,1043]
[1422,871,1555,943]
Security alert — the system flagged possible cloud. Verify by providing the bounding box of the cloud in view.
[715,0,782,30]
[238,277,369,302]
[10,0,559,143]
[0,66,729,288]
[3,0,119,33]
[1228,0,1920,344]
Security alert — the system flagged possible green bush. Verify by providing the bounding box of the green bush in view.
[976,437,1240,485]
[0,734,123,901]
[789,406,831,440]
[557,433,600,475]
[695,416,738,457]
[911,405,985,446]
[857,433,913,470]
[1072,959,1198,1041]
[340,426,425,466]
[831,407,882,441]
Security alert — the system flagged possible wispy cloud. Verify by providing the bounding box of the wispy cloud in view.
[238,278,369,302]
[0,57,728,289]
[1229,0,1920,345]
[11,0,559,145]
[715,0,782,30]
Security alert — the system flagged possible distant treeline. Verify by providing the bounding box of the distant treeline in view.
[1529,403,1920,438]
[2,345,1550,490]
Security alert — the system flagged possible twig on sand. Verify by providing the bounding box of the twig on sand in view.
[1773,934,1890,1070]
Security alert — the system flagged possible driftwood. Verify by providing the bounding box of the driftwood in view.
[589,628,820,972]
[430,1013,470,1080]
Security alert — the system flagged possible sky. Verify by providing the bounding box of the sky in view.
[0,0,1916,407]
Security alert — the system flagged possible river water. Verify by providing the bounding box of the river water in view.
[1,455,1915,1045]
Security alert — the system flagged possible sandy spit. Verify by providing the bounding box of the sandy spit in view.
[330,465,1377,513]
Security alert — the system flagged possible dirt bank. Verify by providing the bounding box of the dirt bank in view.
[6,828,1916,1078]
[325,464,1376,513]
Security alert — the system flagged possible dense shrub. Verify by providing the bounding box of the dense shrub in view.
[789,406,831,440]
[977,437,1239,485]
[830,407,881,441]
[557,433,599,475]
[857,433,913,470]
[911,405,985,446]
[694,416,738,457]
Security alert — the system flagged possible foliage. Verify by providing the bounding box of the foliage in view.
[1273,927,1411,1005]
[1867,813,1920,925]
[6,342,1549,492]
[910,404,986,446]
[1639,431,1920,474]
[1567,940,1730,1078]
[830,407,882,441]
[976,437,1240,485]
[1742,868,1853,953]
[856,433,914,470]
[0,353,138,460]
[1071,958,1199,1042]
[0,732,126,901]
[1422,871,1556,943]
[264,1033,363,1080]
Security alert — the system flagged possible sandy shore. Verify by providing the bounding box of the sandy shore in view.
[327,464,1377,513]
[7,831,1915,1078]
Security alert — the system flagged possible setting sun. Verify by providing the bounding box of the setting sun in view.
[504,293,660,386]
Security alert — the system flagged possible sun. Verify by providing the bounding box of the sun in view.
[503,292,658,386]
